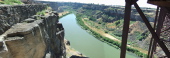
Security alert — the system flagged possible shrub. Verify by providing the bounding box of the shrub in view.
[89,17,96,21]
[0,1,4,4]
[134,31,149,41]
[113,30,122,37]
[104,30,108,33]
[36,10,46,16]
[76,13,146,58]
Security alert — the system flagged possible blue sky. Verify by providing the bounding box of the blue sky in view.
[36,0,156,8]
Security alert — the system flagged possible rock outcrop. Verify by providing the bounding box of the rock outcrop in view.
[0,4,47,35]
[0,4,66,58]
[64,39,87,58]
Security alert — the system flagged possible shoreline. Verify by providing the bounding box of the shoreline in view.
[75,14,147,57]
[58,12,87,58]
[59,13,147,57]
[58,11,72,19]
[82,18,148,53]
[64,39,87,58]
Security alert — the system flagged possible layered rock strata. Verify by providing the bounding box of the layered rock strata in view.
[0,4,47,35]
[0,7,66,58]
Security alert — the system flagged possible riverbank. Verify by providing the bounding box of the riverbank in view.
[58,11,71,19]
[82,18,148,53]
[75,14,147,57]
[64,39,87,58]
[59,12,87,58]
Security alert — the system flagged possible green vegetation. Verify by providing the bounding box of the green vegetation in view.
[56,2,156,57]
[76,13,147,58]
[0,1,4,4]
[76,13,89,30]
[35,6,48,19]
[1,0,23,5]
[36,6,51,16]
[114,19,124,27]
[36,11,45,20]
[134,31,149,41]
[112,30,122,37]
[36,10,46,16]
[89,17,96,21]
[36,6,71,20]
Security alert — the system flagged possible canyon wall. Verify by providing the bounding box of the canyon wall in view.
[55,2,156,22]
[0,4,66,58]
[0,4,46,35]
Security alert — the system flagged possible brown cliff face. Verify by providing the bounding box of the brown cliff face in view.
[0,5,66,58]
[0,4,47,35]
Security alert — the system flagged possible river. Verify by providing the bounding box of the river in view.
[59,14,136,58]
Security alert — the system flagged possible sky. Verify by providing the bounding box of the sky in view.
[36,0,156,8]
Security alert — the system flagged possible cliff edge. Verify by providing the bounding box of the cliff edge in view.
[0,4,66,58]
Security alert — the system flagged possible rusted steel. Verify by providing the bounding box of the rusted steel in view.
[148,6,159,58]
[134,3,170,57]
[158,7,170,57]
[151,7,166,58]
[120,0,132,58]
[150,7,165,58]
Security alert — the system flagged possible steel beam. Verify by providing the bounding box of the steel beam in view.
[120,0,132,58]
[134,3,170,57]
[147,6,159,58]
[150,7,165,58]
[151,7,166,58]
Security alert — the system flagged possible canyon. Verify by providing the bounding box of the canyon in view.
[0,4,67,58]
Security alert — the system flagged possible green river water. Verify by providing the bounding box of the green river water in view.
[59,14,137,58]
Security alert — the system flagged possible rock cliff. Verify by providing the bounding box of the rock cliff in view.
[0,4,66,58]
[0,4,46,35]
[53,2,155,22]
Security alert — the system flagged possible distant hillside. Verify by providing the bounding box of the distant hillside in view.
[57,2,156,22]
[37,0,157,55]
[53,2,156,50]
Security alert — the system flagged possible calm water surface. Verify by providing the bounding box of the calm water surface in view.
[59,14,136,58]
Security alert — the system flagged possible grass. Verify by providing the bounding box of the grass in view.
[36,10,46,16]
[76,13,147,58]
[35,6,48,19]
[1,0,23,5]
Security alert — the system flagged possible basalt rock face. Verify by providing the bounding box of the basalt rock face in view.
[0,4,47,35]
[0,5,66,58]
[54,2,156,22]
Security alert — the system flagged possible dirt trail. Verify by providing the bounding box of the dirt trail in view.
[103,34,120,42]
[82,18,148,54]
